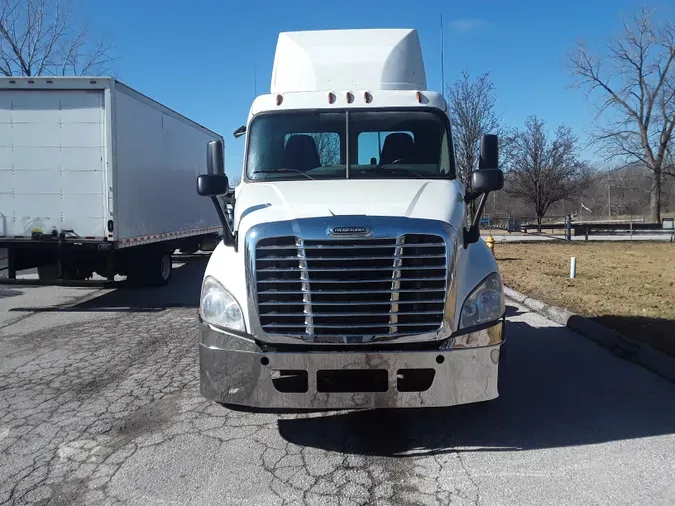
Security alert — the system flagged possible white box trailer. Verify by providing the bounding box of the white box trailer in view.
[0,76,224,285]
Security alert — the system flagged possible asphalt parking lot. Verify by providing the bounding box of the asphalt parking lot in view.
[1,260,674,506]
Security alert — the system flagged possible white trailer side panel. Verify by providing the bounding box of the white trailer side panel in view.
[0,88,107,239]
[112,84,222,245]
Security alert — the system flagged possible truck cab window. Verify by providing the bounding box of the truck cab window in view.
[284,133,341,168]
[357,131,415,165]
[440,129,452,175]
[247,112,346,181]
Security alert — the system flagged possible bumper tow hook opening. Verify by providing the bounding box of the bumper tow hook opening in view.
[260,357,269,366]
[397,368,436,392]
[271,370,308,393]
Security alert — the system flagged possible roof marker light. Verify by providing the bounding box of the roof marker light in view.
[276,94,283,106]
[416,91,422,103]
[328,92,336,104]
[364,92,373,103]
[346,92,354,104]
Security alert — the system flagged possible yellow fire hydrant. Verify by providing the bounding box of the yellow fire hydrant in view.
[486,233,495,256]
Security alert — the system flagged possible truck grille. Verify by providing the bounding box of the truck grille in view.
[254,234,447,340]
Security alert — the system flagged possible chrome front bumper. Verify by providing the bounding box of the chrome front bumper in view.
[199,322,503,410]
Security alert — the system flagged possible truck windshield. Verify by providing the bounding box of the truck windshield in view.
[245,109,456,181]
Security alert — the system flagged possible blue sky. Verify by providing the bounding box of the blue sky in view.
[84,0,672,179]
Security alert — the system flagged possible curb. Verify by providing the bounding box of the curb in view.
[504,286,675,383]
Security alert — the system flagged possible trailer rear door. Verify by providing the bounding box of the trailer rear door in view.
[0,88,107,239]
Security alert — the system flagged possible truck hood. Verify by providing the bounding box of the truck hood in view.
[233,179,466,235]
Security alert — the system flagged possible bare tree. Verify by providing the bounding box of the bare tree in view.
[568,6,675,222]
[665,144,675,178]
[504,115,588,224]
[446,71,502,186]
[0,0,114,77]
[311,133,341,166]
[593,165,651,217]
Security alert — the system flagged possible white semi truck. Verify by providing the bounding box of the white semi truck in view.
[0,77,223,285]
[196,28,506,409]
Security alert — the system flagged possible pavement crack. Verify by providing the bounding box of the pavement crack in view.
[455,451,481,506]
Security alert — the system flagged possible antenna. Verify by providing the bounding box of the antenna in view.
[440,14,445,96]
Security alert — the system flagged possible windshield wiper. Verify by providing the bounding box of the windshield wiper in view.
[363,166,426,179]
[252,168,316,180]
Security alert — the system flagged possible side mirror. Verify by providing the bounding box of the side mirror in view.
[466,134,503,199]
[207,139,225,175]
[471,168,504,193]
[202,140,236,248]
[197,174,229,197]
[463,134,503,247]
[478,133,498,170]
[198,172,235,249]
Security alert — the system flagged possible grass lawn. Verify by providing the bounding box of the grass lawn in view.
[495,241,675,358]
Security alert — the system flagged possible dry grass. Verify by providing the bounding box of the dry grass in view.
[495,242,675,357]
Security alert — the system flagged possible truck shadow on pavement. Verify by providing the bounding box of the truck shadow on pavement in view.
[276,318,675,456]
[77,261,206,311]
[0,287,26,299]
[7,260,206,313]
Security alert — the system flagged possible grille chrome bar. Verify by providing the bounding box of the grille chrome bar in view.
[257,276,446,284]
[261,310,444,317]
[258,299,447,306]
[264,322,443,329]
[296,237,315,338]
[256,243,444,250]
[257,265,444,272]
[257,254,445,261]
[257,288,445,295]
[389,235,404,334]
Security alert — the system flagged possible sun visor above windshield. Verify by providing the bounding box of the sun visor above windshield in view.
[270,28,427,93]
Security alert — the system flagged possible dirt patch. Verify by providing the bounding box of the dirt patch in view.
[495,241,675,357]
[117,396,178,439]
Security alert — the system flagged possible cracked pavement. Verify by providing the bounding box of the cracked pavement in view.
[1,261,674,505]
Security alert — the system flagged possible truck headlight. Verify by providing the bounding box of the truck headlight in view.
[199,276,245,332]
[460,272,504,329]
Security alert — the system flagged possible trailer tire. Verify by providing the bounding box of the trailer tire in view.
[64,266,93,280]
[125,250,172,287]
[37,263,59,281]
[147,251,173,287]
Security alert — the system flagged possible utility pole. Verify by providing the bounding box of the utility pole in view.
[608,170,612,219]
[440,14,445,95]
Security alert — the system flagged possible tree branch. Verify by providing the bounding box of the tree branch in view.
[0,0,115,77]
